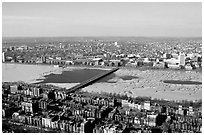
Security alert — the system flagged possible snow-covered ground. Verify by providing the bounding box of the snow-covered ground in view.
[2,63,60,83]
[83,68,202,101]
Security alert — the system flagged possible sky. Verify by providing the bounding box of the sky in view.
[2,2,202,37]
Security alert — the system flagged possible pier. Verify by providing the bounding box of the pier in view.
[66,68,119,93]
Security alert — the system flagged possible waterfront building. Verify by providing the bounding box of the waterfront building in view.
[144,101,151,111]
[41,56,47,63]
[32,87,41,97]
[179,52,185,66]
[2,52,5,62]
[10,85,18,94]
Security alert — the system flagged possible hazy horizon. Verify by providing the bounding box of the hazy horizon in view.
[3,2,202,37]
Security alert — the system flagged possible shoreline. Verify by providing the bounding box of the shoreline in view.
[3,61,202,73]
[3,62,112,70]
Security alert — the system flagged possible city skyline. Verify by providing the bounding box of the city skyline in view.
[2,2,202,37]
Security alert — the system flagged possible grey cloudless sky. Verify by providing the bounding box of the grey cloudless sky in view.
[2,2,202,37]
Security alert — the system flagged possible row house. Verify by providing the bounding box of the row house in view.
[60,112,71,120]
[66,121,75,132]
[38,99,48,110]
[10,85,18,94]
[84,104,100,111]
[21,101,38,114]
[125,116,152,127]
[51,121,59,129]
[46,59,66,65]
[83,109,96,118]
[134,117,141,125]
[57,111,65,119]
[114,113,124,122]
[122,100,144,110]
[12,112,20,122]
[108,109,126,122]
[122,100,151,110]
[72,96,82,103]
[93,125,105,133]
[78,119,87,133]
[58,120,67,131]
[67,101,83,109]
[12,113,41,128]
[71,108,84,116]
[13,113,32,125]
[22,89,34,97]
[81,97,93,104]
[22,96,32,102]
[54,91,66,100]
[166,106,177,115]
[92,98,110,106]
[41,91,49,99]
[96,106,109,119]
[73,95,111,107]
[65,121,80,133]
[143,101,151,111]
[100,124,124,133]
[17,114,26,123]
[31,116,42,127]
[42,116,53,128]
[32,87,43,97]
[175,105,195,116]
[171,120,201,133]
[24,115,32,125]
[22,87,43,97]
[146,114,157,127]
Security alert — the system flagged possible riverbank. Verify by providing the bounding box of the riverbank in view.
[3,61,202,73]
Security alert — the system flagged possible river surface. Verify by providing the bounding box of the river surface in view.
[2,63,138,84]
[37,69,107,83]
[2,63,108,83]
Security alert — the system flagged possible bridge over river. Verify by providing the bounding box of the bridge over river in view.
[66,67,119,94]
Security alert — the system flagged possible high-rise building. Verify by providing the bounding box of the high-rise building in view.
[41,56,46,63]
[32,87,40,97]
[2,52,5,62]
[10,85,18,94]
[9,46,15,51]
[179,52,185,66]
[144,101,151,111]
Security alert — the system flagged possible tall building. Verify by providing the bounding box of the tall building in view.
[41,56,46,63]
[144,101,151,111]
[9,46,15,51]
[10,85,18,94]
[32,87,41,97]
[2,52,5,62]
[179,52,185,66]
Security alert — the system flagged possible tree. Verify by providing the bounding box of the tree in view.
[156,114,167,126]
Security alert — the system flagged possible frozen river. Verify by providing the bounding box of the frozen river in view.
[2,63,59,83]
